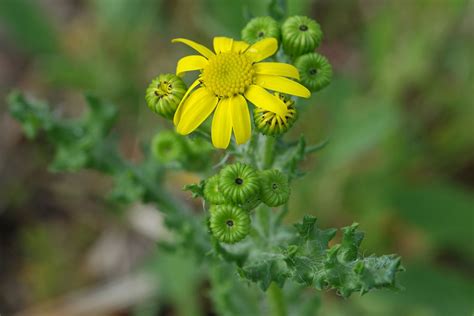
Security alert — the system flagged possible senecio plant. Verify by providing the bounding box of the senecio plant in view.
[9,11,403,316]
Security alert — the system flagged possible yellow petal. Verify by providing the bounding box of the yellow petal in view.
[174,87,209,126]
[232,40,250,53]
[213,37,234,54]
[177,90,218,135]
[253,62,300,80]
[173,79,200,125]
[245,38,278,62]
[172,38,214,59]
[211,98,233,149]
[230,94,251,145]
[254,75,311,98]
[244,85,286,117]
[176,55,208,76]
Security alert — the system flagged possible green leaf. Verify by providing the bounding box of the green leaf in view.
[288,217,403,298]
[222,211,402,298]
[239,252,290,291]
[8,91,118,172]
[183,181,205,199]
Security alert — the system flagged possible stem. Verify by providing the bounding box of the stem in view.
[262,136,276,169]
[268,282,286,316]
[275,202,289,226]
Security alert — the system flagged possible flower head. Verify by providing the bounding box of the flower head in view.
[218,162,260,204]
[172,37,310,148]
[259,169,290,207]
[209,204,250,243]
[145,74,187,119]
[254,92,297,136]
[241,16,280,44]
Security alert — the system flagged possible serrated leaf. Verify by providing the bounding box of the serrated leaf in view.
[239,252,289,291]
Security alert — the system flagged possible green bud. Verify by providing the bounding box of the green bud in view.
[210,204,250,243]
[183,136,213,171]
[254,93,297,136]
[203,175,227,205]
[151,130,186,163]
[242,16,280,44]
[294,52,332,92]
[282,16,322,57]
[260,169,290,207]
[219,163,260,204]
[145,73,187,119]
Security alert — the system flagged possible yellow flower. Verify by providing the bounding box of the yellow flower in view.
[172,37,310,149]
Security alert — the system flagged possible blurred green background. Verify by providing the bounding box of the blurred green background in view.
[0,0,473,315]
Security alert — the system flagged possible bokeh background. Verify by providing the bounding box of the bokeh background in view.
[1,0,473,315]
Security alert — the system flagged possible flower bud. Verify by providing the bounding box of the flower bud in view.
[260,169,290,207]
[282,16,322,57]
[254,93,297,136]
[151,130,186,163]
[204,175,227,205]
[294,52,332,92]
[210,204,250,243]
[219,163,260,204]
[145,73,187,119]
[241,16,280,44]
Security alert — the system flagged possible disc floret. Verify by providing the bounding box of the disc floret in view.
[202,52,254,98]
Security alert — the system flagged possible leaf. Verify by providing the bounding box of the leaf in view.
[235,213,403,297]
[8,92,118,172]
[287,217,403,298]
[183,181,205,199]
[239,252,290,291]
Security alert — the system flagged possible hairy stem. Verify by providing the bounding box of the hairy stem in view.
[262,136,276,169]
[268,282,286,316]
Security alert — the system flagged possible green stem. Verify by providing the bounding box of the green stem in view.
[268,282,286,316]
[262,135,276,169]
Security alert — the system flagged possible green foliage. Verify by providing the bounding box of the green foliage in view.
[6,3,407,313]
[8,91,117,172]
[223,212,403,297]
[9,91,402,305]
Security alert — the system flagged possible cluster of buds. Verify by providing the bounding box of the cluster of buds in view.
[204,163,290,243]
[242,15,332,93]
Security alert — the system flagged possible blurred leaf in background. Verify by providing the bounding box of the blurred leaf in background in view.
[1,0,473,315]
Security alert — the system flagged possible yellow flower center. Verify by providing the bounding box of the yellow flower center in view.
[201,52,254,98]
